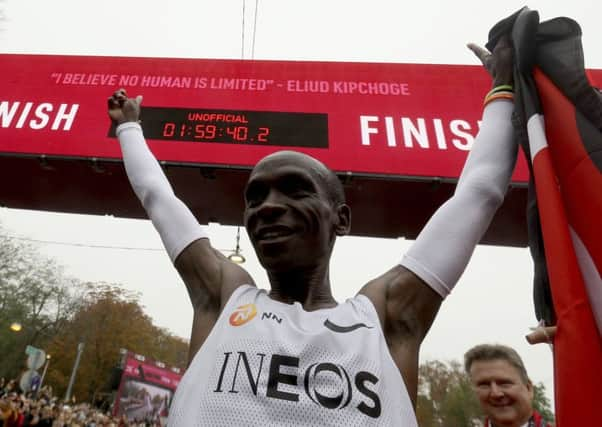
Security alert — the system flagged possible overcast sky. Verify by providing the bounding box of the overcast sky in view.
[2,0,600,407]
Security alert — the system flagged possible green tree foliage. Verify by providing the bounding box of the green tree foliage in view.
[1,222,187,404]
[417,360,482,426]
[532,382,555,424]
[0,224,81,379]
[44,283,188,402]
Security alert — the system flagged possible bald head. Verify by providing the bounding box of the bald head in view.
[251,151,346,206]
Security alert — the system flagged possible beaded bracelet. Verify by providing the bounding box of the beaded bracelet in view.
[485,84,514,99]
[483,90,514,107]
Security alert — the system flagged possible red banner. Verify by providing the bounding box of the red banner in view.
[113,352,182,422]
[8,54,597,182]
[1,54,599,244]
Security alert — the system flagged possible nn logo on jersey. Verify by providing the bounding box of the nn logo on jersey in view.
[229,304,257,326]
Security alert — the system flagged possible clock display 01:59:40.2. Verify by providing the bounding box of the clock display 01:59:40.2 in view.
[162,122,270,144]
[115,106,329,148]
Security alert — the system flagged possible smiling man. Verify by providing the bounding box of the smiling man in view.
[107,38,517,426]
[465,344,552,427]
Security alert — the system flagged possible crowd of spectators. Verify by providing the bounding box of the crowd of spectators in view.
[0,377,164,427]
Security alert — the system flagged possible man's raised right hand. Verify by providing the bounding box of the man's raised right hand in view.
[107,88,142,125]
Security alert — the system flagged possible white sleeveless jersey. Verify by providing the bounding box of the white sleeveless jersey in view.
[168,285,417,426]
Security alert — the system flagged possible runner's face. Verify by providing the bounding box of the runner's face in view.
[470,359,534,426]
[244,152,338,271]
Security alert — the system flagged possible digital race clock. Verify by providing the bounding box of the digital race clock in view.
[109,107,329,148]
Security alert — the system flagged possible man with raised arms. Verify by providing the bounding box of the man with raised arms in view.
[107,39,516,426]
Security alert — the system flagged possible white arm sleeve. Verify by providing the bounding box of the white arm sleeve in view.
[116,122,208,262]
[400,99,517,298]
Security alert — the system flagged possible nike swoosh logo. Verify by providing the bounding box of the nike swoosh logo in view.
[324,319,373,333]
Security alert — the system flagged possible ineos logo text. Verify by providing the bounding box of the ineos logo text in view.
[213,351,381,419]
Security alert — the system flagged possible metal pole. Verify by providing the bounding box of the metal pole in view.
[64,342,85,402]
[35,357,50,397]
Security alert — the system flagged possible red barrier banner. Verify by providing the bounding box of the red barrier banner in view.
[113,352,182,422]
[1,54,600,182]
